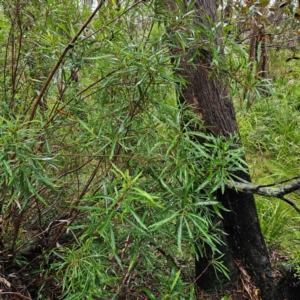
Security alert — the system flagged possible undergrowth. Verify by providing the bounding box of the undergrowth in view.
[237,64,300,276]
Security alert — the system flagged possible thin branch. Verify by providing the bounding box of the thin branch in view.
[278,196,300,214]
[226,175,300,214]
[43,67,122,128]
[79,0,145,43]
[227,177,300,196]
[0,292,31,300]
[191,262,211,285]
[253,174,300,188]
[29,1,105,121]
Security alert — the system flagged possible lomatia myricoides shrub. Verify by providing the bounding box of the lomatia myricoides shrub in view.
[0,1,245,298]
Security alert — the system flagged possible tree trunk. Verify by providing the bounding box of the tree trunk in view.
[181,50,276,299]
[168,1,297,298]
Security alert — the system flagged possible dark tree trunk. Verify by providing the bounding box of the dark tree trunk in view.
[167,0,298,299]
[180,50,277,299]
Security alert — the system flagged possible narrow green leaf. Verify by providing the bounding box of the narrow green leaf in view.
[99,210,115,236]
[129,208,149,231]
[128,251,138,271]
[133,187,163,207]
[170,270,181,291]
[142,288,156,299]
[148,213,179,230]
[177,216,183,252]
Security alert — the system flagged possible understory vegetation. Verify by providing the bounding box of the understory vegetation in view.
[0,1,300,299]
[238,61,300,277]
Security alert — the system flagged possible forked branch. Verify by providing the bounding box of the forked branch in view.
[227,175,300,214]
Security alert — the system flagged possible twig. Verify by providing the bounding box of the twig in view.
[29,1,105,121]
[191,262,211,285]
[0,292,32,300]
[278,196,300,214]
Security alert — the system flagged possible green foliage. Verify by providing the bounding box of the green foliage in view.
[238,76,300,170]
[3,0,300,296]
[237,55,300,277]
[0,1,246,298]
[221,296,232,300]
[45,106,243,298]
[257,200,292,247]
[224,38,273,111]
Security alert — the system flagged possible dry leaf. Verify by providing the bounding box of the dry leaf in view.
[0,277,11,287]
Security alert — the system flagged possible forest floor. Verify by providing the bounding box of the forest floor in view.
[1,244,299,299]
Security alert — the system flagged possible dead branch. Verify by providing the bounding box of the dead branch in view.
[227,175,300,214]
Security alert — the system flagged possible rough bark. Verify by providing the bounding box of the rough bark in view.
[167,0,297,298]
[182,52,276,298]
